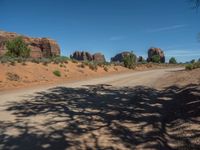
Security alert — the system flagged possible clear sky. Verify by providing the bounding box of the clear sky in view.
[0,0,200,62]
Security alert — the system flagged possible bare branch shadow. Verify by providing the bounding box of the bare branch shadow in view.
[0,84,199,150]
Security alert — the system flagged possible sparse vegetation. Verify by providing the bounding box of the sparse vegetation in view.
[169,57,177,64]
[151,55,160,63]
[123,52,137,69]
[6,37,30,58]
[78,63,85,68]
[185,62,200,70]
[104,66,108,72]
[6,72,20,81]
[52,56,69,64]
[71,59,78,64]
[88,62,98,71]
[53,70,61,77]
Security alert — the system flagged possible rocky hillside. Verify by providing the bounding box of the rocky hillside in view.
[0,31,60,58]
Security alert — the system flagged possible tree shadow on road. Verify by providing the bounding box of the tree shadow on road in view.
[0,84,199,150]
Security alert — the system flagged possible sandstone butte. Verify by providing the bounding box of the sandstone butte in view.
[0,31,60,58]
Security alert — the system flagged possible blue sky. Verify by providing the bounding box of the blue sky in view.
[0,0,200,62]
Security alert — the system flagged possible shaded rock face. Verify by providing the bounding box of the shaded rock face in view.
[111,51,131,62]
[0,31,60,58]
[71,51,106,62]
[147,47,165,63]
[93,53,106,63]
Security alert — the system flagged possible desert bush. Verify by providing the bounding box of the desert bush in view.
[88,63,98,71]
[185,64,193,70]
[193,62,200,69]
[151,55,160,63]
[53,70,61,77]
[6,36,30,58]
[104,66,108,72]
[16,57,24,63]
[10,60,16,66]
[6,72,20,81]
[78,63,85,68]
[123,52,137,69]
[40,58,51,66]
[185,62,200,70]
[83,61,90,66]
[31,58,40,64]
[52,56,69,64]
[169,57,177,64]
[71,59,78,64]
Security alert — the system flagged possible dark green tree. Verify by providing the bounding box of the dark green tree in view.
[123,52,137,69]
[6,36,30,58]
[151,55,160,63]
[169,57,177,64]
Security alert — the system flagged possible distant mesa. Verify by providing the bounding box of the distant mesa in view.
[0,31,60,58]
[71,51,106,63]
[147,47,165,63]
[111,51,132,62]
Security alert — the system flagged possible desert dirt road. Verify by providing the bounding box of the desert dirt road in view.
[0,67,199,150]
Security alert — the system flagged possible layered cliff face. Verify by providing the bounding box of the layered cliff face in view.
[0,31,60,58]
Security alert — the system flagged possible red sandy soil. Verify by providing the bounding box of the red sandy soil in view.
[0,61,131,90]
[0,61,184,91]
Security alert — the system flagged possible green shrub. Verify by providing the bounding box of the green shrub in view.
[151,55,160,63]
[6,37,30,58]
[169,57,177,64]
[185,64,193,70]
[53,70,61,77]
[193,62,200,69]
[31,58,40,64]
[52,56,69,64]
[185,62,200,70]
[123,52,137,69]
[88,63,98,71]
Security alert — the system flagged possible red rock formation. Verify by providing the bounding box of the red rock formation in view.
[147,47,165,63]
[111,51,131,62]
[71,51,105,62]
[71,51,93,61]
[0,31,60,58]
[92,53,106,63]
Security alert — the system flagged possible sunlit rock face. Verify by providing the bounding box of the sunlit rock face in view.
[0,31,60,58]
[111,51,132,62]
[147,47,165,63]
